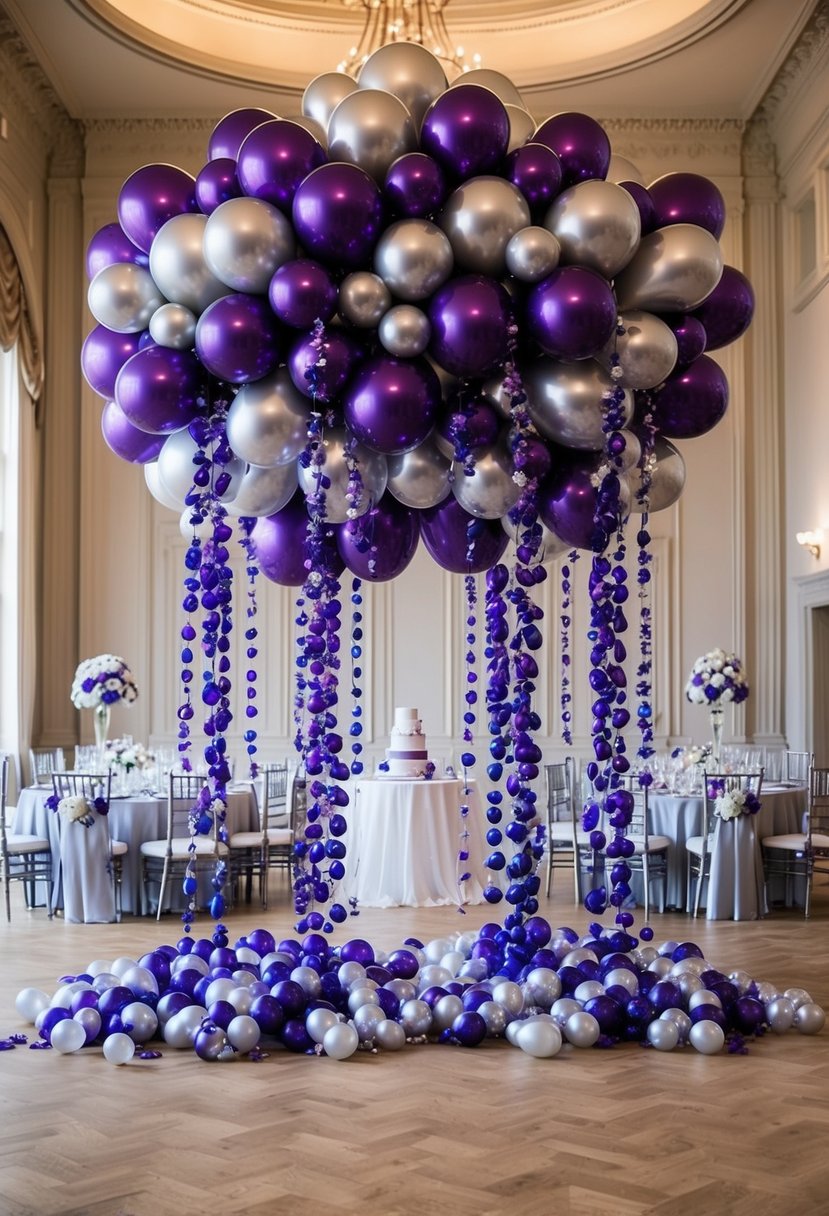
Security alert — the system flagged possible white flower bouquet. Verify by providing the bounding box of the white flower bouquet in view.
[71,655,138,710]
[58,795,94,826]
[104,739,153,772]
[685,648,749,706]
[711,785,762,821]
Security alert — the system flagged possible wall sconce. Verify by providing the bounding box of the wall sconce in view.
[796,529,823,558]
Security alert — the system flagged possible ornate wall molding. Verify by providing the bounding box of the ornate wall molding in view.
[755,0,829,127]
[0,12,83,175]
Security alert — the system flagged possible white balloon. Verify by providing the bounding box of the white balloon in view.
[102,1032,136,1065]
[15,988,52,1023]
[145,461,185,512]
[227,1014,261,1053]
[322,1022,359,1060]
[51,1018,88,1054]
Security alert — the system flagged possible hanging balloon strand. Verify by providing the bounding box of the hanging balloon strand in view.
[455,573,478,910]
[560,551,579,745]
[348,577,365,777]
[633,399,658,762]
[237,515,260,778]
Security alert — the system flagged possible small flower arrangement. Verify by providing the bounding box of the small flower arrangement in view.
[686,648,749,705]
[710,782,762,821]
[53,794,108,827]
[71,655,138,710]
[423,761,436,781]
[104,738,153,772]
[672,743,713,769]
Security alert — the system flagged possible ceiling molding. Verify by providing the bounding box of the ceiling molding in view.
[0,12,83,173]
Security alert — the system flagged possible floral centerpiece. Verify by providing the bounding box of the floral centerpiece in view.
[104,739,153,772]
[70,654,138,762]
[685,648,749,766]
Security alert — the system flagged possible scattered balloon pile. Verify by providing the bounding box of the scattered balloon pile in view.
[9,919,824,1065]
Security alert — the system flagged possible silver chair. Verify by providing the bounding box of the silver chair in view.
[783,750,812,785]
[230,762,293,909]
[140,773,229,920]
[686,769,764,917]
[29,747,66,787]
[620,778,670,920]
[544,757,583,902]
[762,764,829,918]
[52,771,126,920]
[1,753,53,922]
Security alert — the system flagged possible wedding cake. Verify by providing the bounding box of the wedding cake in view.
[382,707,430,778]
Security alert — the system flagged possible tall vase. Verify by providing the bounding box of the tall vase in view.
[709,703,725,769]
[93,703,111,769]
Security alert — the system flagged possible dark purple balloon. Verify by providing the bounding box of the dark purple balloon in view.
[584,995,626,1035]
[339,938,375,966]
[117,163,198,253]
[386,949,419,979]
[385,152,448,217]
[238,119,327,214]
[648,980,682,1013]
[505,142,563,213]
[208,107,276,161]
[344,354,440,454]
[271,980,307,1019]
[97,985,134,1018]
[648,171,726,239]
[693,265,755,351]
[269,258,338,329]
[428,275,512,378]
[533,112,611,187]
[664,313,707,366]
[250,994,285,1035]
[115,345,202,435]
[538,455,603,551]
[526,266,617,361]
[196,158,242,215]
[138,951,172,988]
[437,399,500,454]
[292,162,384,270]
[420,495,509,574]
[650,354,729,440]
[86,222,148,279]
[101,399,166,464]
[281,1018,314,1053]
[39,1007,71,1042]
[288,328,364,404]
[157,992,192,1022]
[421,85,510,180]
[451,1010,488,1047]
[619,181,657,236]
[254,493,316,587]
[689,1003,729,1031]
[195,293,282,384]
[337,493,420,581]
[733,995,766,1034]
[82,324,144,398]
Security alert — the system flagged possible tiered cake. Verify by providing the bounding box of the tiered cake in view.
[383,707,429,777]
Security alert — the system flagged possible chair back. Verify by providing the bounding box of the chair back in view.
[29,747,65,786]
[52,770,112,808]
[784,750,812,785]
[624,778,651,846]
[262,763,289,828]
[1,752,8,839]
[808,766,829,843]
[702,769,764,837]
[545,757,574,823]
[167,773,214,847]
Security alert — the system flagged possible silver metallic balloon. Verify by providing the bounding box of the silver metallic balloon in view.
[660,1008,692,1043]
[517,1019,562,1058]
[227,1014,261,1053]
[689,1020,725,1055]
[302,71,358,132]
[418,964,453,990]
[783,987,813,1009]
[225,462,298,518]
[204,196,295,294]
[550,997,581,1027]
[379,304,431,357]
[563,1011,600,1048]
[545,180,641,279]
[452,442,521,519]
[384,978,417,1003]
[328,88,417,183]
[228,986,254,1016]
[505,104,536,153]
[614,222,724,312]
[607,154,645,185]
[164,1005,208,1049]
[348,986,380,1015]
[524,357,633,451]
[476,1000,508,1037]
[647,1018,679,1051]
[357,42,447,130]
[439,178,531,277]
[145,461,185,512]
[353,1004,387,1042]
[296,427,388,523]
[765,996,795,1034]
[432,994,464,1032]
[677,973,704,1002]
[574,980,605,1004]
[627,437,686,513]
[728,970,753,995]
[600,310,678,391]
[399,998,433,1036]
[492,980,525,1017]
[754,980,780,1004]
[322,1022,359,1060]
[226,367,310,468]
[374,219,454,302]
[450,68,523,107]
[157,428,245,504]
[291,966,322,1000]
[339,271,392,328]
[149,302,197,349]
[604,968,639,996]
[561,948,597,967]
[121,1001,159,1043]
[523,967,562,1009]
[88,263,164,334]
[794,1002,826,1034]
[374,1018,406,1051]
[149,213,228,315]
[506,226,561,282]
[306,1007,340,1045]
[688,988,721,1011]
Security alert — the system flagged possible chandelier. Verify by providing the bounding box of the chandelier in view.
[337,0,481,76]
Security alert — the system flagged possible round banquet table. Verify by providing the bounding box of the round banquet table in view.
[339,777,489,908]
[13,784,258,920]
[645,783,808,919]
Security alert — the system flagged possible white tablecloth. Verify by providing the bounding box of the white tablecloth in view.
[340,777,489,908]
[13,784,257,919]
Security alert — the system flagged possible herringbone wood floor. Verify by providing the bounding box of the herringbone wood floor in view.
[1,876,828,1216]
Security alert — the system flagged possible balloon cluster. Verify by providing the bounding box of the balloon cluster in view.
[12,918,824,1065]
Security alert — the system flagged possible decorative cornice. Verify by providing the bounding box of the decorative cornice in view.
[0,11,83,174]
[742,117,778,191]
[601,116,744,167]
[755,0,829,125]
[83,115,219,135]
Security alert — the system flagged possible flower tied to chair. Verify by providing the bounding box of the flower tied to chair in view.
[712,783,761,821]
[52,794,108,827]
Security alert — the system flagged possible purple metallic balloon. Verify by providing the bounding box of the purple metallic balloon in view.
[421,85,510,180]
[281,1018,314,1053]
[344,354,440,454]
[451,1010,487,1047]
[619,181,657,236]
[195,293,283,384]
[117,163,198,253]
[664,313,707,366]
[86,222,148,279]
[649,354,729,439]
[420,495,509,574]
[101,399,166,463]
[526,266,617,360]
[81,324,144,398]
[253,492,345,586]
[693,265,755,351]
[437,399,500,454]
[195,158,242,215]
[584,994,626,1035]
[648,171,726,239]
[533,112,611,187]
[269,258,338,329]
[505,142,563,213]
[428,275,512,378]
[237,119,327,214]
[292,162,384,270]
[336,493,420,581]
[208,107,277,161]
[288,328,364,404]
[115,345,203,435]
[384,152,448,217]
[538,455,603,550]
